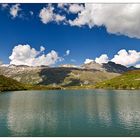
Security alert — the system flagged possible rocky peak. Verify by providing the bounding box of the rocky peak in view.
[81,61,104,71]
[102,61,128,73]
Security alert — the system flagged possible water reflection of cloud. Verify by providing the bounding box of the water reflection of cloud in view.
[113,90,140,130]
[97,93,112,127]
[84,90,112,127]
[7,91,59,136]
[3,90,140,136]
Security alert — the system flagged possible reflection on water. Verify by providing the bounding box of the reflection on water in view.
[0,90,140,136]
[114,91,140,135]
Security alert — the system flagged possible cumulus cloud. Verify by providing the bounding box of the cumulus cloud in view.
[84,49,140,67]
[57,4,84,14]
[68,4,84,14]
[69,4,140,38]
[4,3,140,38]
[84,58,94,64]
[10,4,21,18]
[39,5,54,24]
[39,4,66,24]
[2,3,140,38]
[111,49,140,66]
[57,3,68,10]
[9,44,61,66]
[95,54,109,64]
[55,14,65,23]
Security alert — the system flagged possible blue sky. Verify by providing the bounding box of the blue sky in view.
[0,3,140,67]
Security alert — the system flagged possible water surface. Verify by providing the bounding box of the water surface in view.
[0,90,140,136]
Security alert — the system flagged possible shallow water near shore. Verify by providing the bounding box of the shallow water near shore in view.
[0,89,140,136]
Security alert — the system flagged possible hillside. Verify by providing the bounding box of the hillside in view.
[0,75,25,92]
[94,70,140,90]
[0,65,119,86]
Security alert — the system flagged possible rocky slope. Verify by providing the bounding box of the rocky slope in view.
[0,64,119,86]
[82,61,137,73]
[0,75,25,91]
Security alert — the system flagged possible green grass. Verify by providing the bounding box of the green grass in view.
[25,85,62,90]
[94,70,140,90]
[0,75,26,92]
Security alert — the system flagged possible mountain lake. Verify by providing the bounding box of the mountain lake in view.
[0,90,140,136]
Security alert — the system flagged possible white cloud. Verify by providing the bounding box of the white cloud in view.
[57,3,68,10]
[84,58,94,64]
[55,14,65,23]
[68,4,94,27]
[57,4,84,14]
[10,4,21,18]
[39,4,66,24]
[83,49,140,67]
[9,44,61,66]
[69,4,84,14]
[69,4,140,39]
[2,4,140,39]
[40,46,45,52]
[65,50,70,56]
[39,5,54,24]
[84,55,109,65]
[95,54,109,64]
[111,49,140,66]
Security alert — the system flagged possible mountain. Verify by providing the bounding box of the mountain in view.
[128,66,138,71]
[0,65,119,86]
[102,61,129,73]
[94,70,140,90]
[82,61,139,73]
[0,61,138,88]
[0,75,25,92]
[81,61,104,71]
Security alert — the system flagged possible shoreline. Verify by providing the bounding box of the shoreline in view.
[1,85,140,92]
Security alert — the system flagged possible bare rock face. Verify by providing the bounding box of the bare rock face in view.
[81,61,138,74]
[81,61,105,71]
[102,61,129,73]
[0,65,43,85]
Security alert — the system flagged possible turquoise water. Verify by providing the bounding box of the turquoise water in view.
[0,90,140,136]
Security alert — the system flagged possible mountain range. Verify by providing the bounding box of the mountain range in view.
[0,61,138,88]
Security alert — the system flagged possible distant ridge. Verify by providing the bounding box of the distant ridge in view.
[82,61,139,73]
[102,61,128,73]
